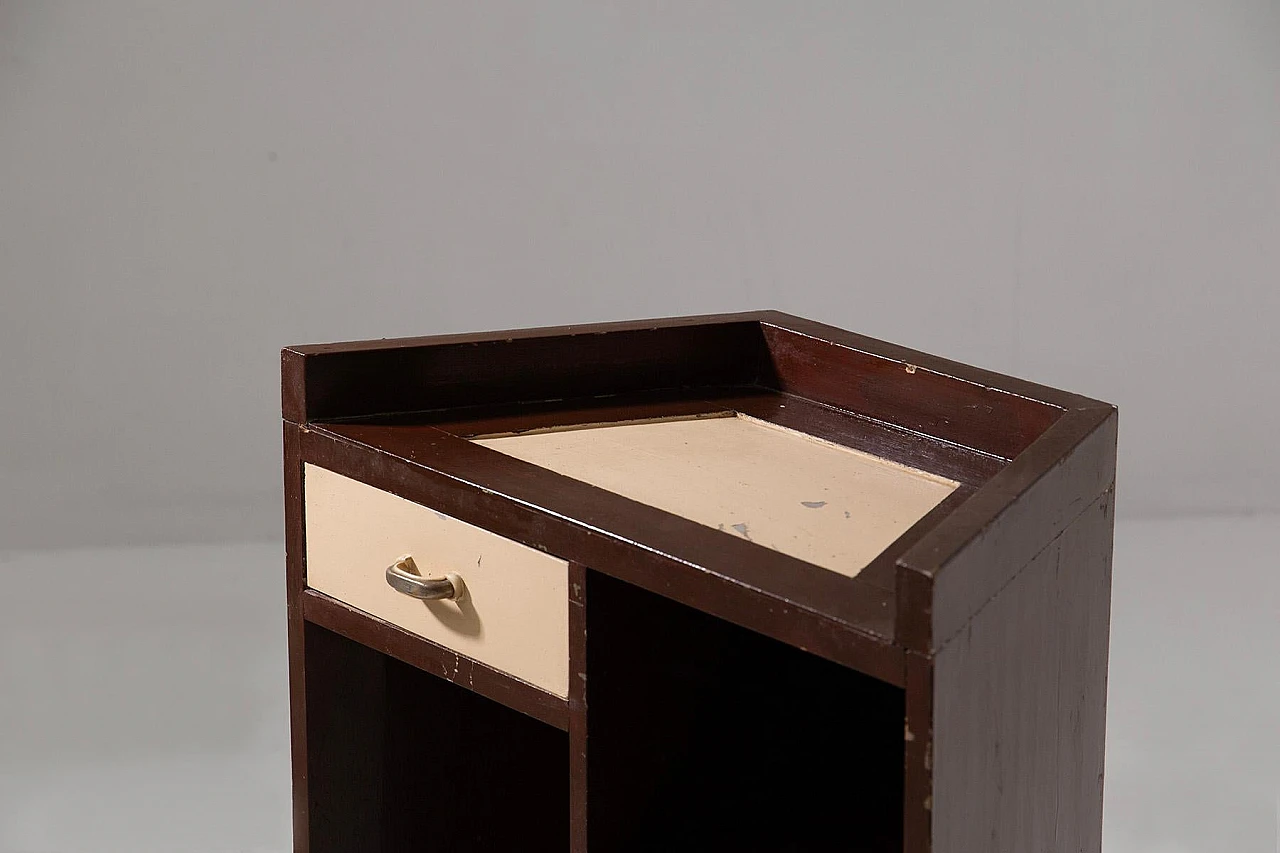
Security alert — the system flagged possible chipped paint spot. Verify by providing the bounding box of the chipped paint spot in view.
[577,672,588,682]
[731,522,751,540]
[904,724,916,742]
[717,523,726,532]
[572,583,582,598]
[923,795,932,811]
[905,364,918,374]
[801,500,827,509]
[844,510,851,519]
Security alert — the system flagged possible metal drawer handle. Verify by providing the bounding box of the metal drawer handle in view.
[385,555,464,601]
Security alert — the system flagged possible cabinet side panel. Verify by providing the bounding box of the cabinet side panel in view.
[1052,492,1114,853]
[930,491,1113,853]
[283,423,310,853]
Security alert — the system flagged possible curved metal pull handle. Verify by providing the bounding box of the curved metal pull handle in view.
[385,555,464,601]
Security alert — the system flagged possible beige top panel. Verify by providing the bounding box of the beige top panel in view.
[475,414,959,579]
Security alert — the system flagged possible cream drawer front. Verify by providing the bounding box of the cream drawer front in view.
[303,464,569,698]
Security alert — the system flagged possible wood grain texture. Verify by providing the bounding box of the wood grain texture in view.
[757,320,1064,461]
[754,311,1100,416]
[929,491,1113,853]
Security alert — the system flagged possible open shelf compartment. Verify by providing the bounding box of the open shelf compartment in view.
[584,571,904,851]
[302,623,570,852]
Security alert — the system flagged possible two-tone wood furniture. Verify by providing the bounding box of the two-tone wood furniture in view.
[282,311,1117,852]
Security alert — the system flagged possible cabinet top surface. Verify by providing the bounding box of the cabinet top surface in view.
[476,413,958,579]
[284,311,1117,677]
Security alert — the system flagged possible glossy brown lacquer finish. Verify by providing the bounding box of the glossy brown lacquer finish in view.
[282,311,1117,852]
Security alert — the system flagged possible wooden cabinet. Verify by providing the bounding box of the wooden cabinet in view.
[282,311,1116,852]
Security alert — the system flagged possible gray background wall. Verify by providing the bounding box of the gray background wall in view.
[3,1,1278,550]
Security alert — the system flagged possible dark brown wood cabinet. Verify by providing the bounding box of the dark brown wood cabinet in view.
[282,311,1116,852]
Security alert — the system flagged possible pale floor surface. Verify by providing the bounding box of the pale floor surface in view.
[0,517,1276,852]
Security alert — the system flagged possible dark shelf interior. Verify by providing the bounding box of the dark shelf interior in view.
[304,624,570,853]
[585,572,905,852]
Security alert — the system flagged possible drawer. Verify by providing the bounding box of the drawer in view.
[303,463,569,697]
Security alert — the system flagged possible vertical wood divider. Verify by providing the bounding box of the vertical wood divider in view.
[902,650,934,853]
[283,422,310,853]
[568,563,589,853]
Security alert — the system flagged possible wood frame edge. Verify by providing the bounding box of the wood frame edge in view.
[302,589,571,731]
[894,405,1118,651]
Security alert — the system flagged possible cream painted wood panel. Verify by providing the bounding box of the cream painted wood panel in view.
[303,464,569,697]
[476,414,958,579]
